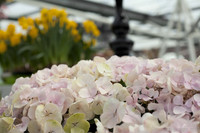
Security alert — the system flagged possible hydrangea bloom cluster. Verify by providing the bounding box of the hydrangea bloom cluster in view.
[0,56,200,133]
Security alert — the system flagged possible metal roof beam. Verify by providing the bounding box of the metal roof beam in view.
[39,0,168,26]
[10,0,184,40]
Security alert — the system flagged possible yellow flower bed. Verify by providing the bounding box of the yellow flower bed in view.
[0,8,100,71]
[0,41,7,54]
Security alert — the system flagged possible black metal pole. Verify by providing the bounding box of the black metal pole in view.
[110,0,134,56]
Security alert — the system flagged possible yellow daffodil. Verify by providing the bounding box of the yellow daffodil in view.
[23,35,27,41]
[28,27,39,39]
[71,29,81,42]
[18,17,34,29]
[42,23,49,33]
[10,33,22,47]
[83,20,100,37]
[27,17,34,26]
[84,41,91,49]
[71,29,79,36]
[91,39,96,46]
[51,19,56,27]
[59,17,68,28]
[18,17,25,25]
[41,8,48,19]
[0,30,8,40]
[49,8,58,17]
[6,24,15,36]
[74,34,81,42]
[83,20,91,33]
[83,39,96,48]
[66,20,77,30]
[0,41,7,54]
[93,29,100,37]
[47,14,53,23]
[41,17,48,25]
[57,9,67,18]
[18,17,29,29]
[35,18,42,25]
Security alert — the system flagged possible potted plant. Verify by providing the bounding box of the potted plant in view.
[0,8,100,72]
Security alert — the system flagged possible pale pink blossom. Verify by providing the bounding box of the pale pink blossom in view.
[35,68,53,86]
[51,64,70,78]
[100,98,126,128]
[0,55,200,132]
[95,77,113,94]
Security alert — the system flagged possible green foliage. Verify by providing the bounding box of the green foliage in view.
[119,79,126,87]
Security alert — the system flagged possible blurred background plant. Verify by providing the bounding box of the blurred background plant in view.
[0,0,6,5]
[0,8,100,74]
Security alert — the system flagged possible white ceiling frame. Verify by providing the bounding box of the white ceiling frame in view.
[12,0,187,51]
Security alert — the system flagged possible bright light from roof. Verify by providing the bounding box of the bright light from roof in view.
[3,2,40,18]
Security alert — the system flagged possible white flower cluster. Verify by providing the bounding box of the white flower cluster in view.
[0,56,200,133]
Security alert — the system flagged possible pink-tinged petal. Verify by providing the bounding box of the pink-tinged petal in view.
[152,109,167,123]
[148,88,159,98]
[15,117,30,132]
[126,95,138,106]
[194,94,200,102]
[77,74,97,98]
[28,105,37,120]
[173,95,183,105]
[37,89,47,101]
[139,95,151,101]
[131,76,146,93]
[124,69,138,87]
[114,124,129,133]
[129,124,146,133]
[79,85,97,99]
[51,79,68,91]
[173,106,186,114]
[100,98,125,129]
[122,105,141,124]
[94,119,110,133]
[69,100,94,120]
[51,64,70,78]
[79,87,91,98]
[185,98,192,108]
[46,91,66,111]
[148,103,163,111]
[35,68,53,86]
[12,77,32,92]
[112,83,130,101]
[142,113,160,131]
[136,103,145,113]
[95,77,112,94]
[191,105,199,113]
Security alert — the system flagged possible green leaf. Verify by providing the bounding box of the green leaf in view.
[17,45,33,55]
[64,113,90,133]
[30,53,44,60]
[119,79,126,87]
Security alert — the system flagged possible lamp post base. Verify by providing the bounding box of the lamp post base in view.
[109,0,133,56]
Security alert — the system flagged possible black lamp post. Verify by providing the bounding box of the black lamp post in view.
[110,0,133,56]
